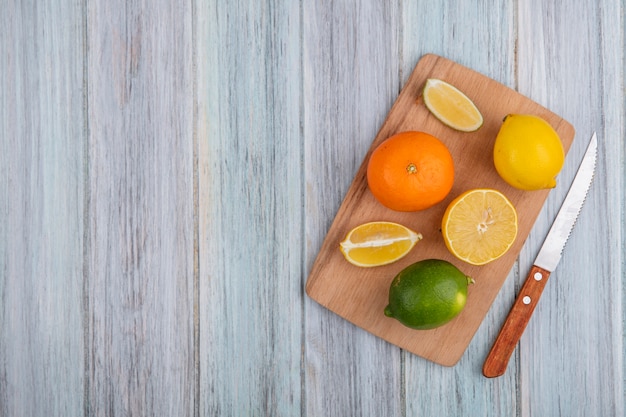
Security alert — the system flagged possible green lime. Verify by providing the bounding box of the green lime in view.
[384,259,473,330]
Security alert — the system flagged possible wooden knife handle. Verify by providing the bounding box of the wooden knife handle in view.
[482,265,551,378]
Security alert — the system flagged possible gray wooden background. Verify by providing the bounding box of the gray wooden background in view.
[1,1,624,416]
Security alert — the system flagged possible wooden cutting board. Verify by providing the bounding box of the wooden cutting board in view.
[305,54,575,366]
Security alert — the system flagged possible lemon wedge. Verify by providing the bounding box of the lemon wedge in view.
[340,221,422,267]
[442,189,518,265]
[423,78,483,132]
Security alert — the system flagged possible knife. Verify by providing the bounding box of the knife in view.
[482,132,597,378]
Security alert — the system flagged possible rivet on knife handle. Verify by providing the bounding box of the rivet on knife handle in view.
[482,265,551,378]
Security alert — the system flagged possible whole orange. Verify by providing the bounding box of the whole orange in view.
[366,131,454,211]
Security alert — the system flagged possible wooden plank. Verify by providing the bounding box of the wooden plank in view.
[197,2,303,415]
[302,2,404,416]
[399,1,521,415]
[1,1,621,416]
[516,1,624,416]
[0,1,86,416]
[85,1,195,415]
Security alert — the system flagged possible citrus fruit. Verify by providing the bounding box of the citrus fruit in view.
[442,189,518,266]
[339,221,422,267]
[493,114,565,190]
[422,78,483,132]
[384,259,473,330]
[366,131,454,212]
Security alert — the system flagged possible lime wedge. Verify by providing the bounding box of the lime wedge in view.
[423,78,483,132]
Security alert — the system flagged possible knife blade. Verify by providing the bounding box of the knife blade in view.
[482,132,597,378]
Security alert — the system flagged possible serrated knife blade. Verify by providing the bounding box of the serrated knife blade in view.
[483,132,597,378]
[534,133,597,271]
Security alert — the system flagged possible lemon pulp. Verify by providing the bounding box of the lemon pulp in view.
[442,189,518,266]
[340,221,422,267]
[423,78,483,132]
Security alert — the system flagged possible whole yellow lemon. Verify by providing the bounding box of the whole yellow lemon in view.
[493,114,564,190]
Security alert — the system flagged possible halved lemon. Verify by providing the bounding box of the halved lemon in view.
[340,221,422,267]
[442,189,518,265]
[423,78,483,132]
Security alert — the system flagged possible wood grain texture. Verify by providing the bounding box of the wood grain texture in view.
[0,0,623,416]
[302,2,404,417]
[483,265,551,378]
[305,54,576,366]
[0,1,86,416]
[85,1,195,415]
[198,2,303,415]
[399,3,522,415]
[516,1,624,416]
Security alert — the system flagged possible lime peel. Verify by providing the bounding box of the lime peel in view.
[384,259,471,330]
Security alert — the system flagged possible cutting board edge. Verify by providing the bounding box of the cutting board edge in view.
[304,53,576,367]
